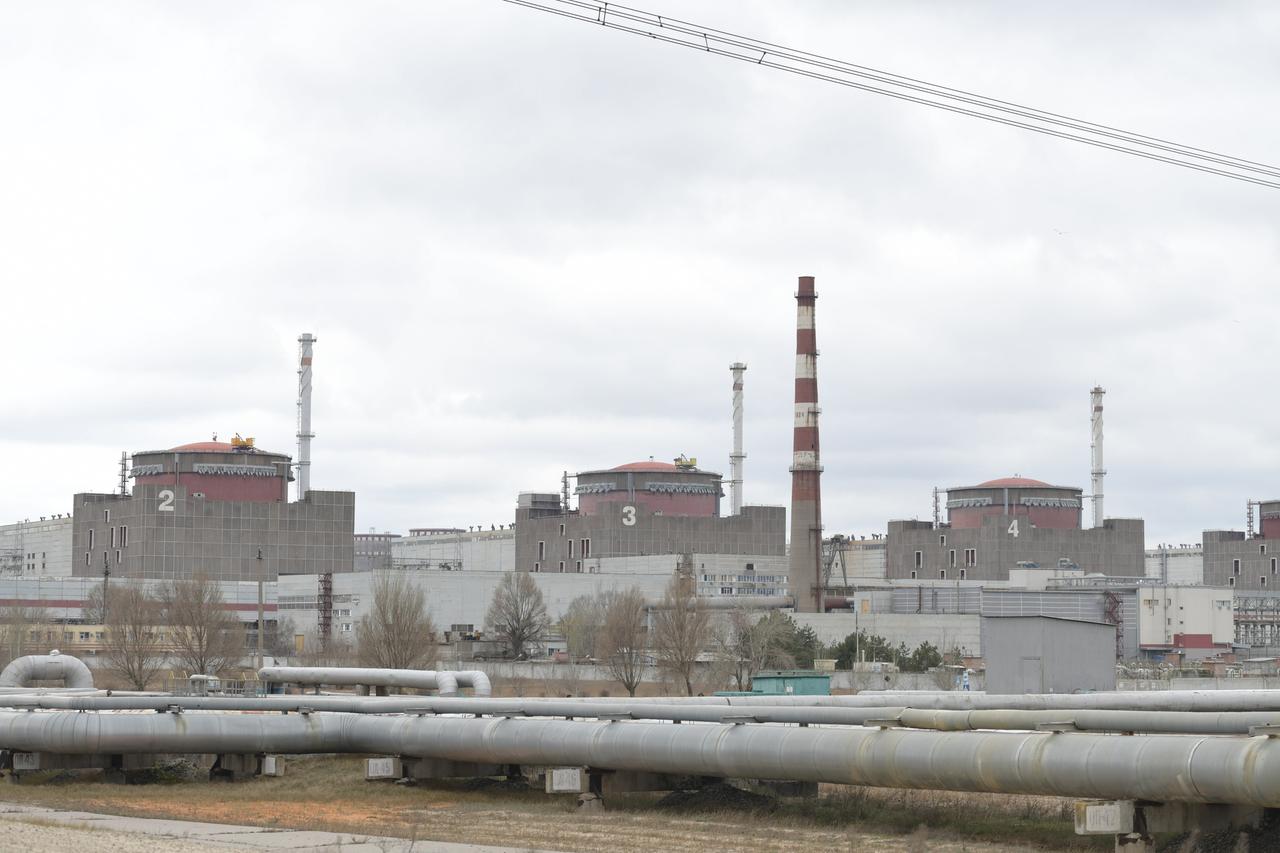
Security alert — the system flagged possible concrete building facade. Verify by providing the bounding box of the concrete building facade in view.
[354,532,401,572]
[0,516,73,578]
[72,441,354,583]
[515,461,785,578]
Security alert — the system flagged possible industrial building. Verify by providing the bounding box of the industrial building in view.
[885,476,1145,582]
[72,438,354,583]
[354,532,401,572]
[0,515,73,578]
[1202,498,1280,650]
[982,616,1117,694]
[515,458,785,576]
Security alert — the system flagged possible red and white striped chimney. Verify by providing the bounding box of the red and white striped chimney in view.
[790,275,823,612]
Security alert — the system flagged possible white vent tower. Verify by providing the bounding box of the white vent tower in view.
[296,333,316,501]
[729,362,747,515]
[1090,385,1105,528]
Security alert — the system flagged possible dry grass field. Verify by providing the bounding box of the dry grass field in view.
[0,755,1106,852]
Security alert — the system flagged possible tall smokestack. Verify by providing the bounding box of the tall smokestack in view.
[297,333,316,501]
[790,276,822,613]
[1090,385,1105,528]
[729,362,747,515]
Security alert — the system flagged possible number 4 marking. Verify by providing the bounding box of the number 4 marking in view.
[1007,519,1019,537]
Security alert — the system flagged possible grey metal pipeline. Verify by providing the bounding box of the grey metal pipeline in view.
[257,666,491,697]
[5,710,1280,806]
[6,694,1280,736]
[0,653,94,690]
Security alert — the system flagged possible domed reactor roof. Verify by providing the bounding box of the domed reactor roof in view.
[610,460,680,473]
[576,457,723,518]
[947,475,1082,530]
[131,438,292,503]
[976,476,1053,488]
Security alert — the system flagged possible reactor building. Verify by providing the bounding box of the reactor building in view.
[885,476,1145,581]
[73,438,354,583]
[514,457,786,578]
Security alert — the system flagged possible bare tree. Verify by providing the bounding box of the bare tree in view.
[104,586,167,690]
[652,574,711,696]
[82,582,112,625]
[0,607,40,669]
[356,572,437,670]
[558,593,604,662]
[160,575,245,676]
[599,587,648,697]
[486,572,549,659]
[715,608,794,691]
[267,614,299,660]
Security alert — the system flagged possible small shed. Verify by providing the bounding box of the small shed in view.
[981,616,1116,695]
[750,670,831,696]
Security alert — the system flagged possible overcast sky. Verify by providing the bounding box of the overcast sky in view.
[3,1,1278,546]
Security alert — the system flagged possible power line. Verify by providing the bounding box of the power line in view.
[500,0,1280,190]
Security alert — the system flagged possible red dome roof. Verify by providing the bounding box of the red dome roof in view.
[171,441,237,452]
[611,460,679,473]
[976,476,1052,488]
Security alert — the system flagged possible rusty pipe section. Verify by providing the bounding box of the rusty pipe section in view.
[257,667,491,697]
[0,653,94,690]
[5,711,1280,806]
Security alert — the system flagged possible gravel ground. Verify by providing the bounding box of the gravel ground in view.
[0,816,221,852]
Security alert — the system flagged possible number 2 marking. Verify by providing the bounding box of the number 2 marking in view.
[158,489,175,512]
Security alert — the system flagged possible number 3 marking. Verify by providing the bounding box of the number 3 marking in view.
[621,505,636,526]
[158,489,175,512]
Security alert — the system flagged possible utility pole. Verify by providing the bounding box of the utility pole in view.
[101,552,111,629]
[256,548,265,672]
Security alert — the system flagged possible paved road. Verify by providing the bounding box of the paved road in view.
[0,801,562,853]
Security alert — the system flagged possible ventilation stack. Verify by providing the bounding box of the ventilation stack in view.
[296,333,316,501]
[790,276,823,612]
[729,362,747,515]
[1090,385,1105,528]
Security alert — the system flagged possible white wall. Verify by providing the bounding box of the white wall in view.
[0,517,74,577]
[1144,548,1204,585]
[1137,585,1234,645]
[392,530,515,572]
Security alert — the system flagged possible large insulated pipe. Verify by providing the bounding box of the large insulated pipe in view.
[790,275,823,613]
[729,362,746,515]
[296,333,316,501]
[258,666,491,697]
[0,653,94,690]
[1091,385,1105,528]
[6,695,1280,736]
[6,711,1280,806]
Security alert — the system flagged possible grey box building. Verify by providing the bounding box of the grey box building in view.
[73,440,354,583]
[982,615,1117,694]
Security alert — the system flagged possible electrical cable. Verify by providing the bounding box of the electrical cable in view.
[500,0,1280,190]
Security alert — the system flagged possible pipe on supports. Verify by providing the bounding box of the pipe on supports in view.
[258,666,491,696]
[6,711,1280,806]
[0,653,94,690]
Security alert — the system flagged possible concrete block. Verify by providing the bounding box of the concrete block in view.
[1074,800,1136,835]
[365,757,403,780]
[261,755,285,777]
[546,767,587,794]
